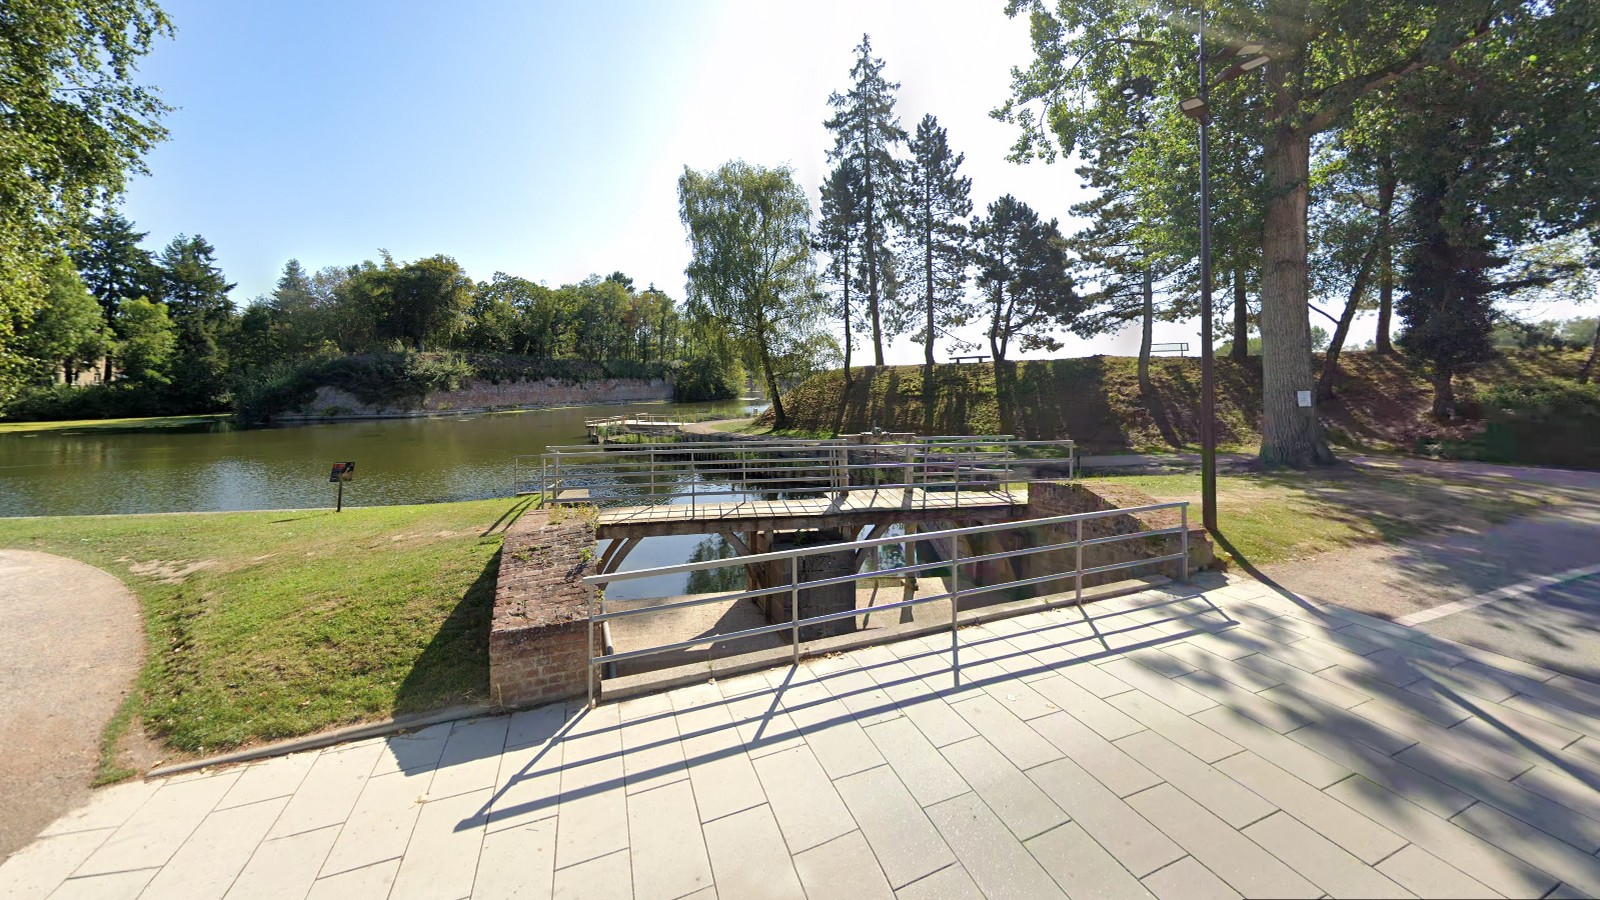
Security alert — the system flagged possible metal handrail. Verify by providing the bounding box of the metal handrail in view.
[579,500,1190,703]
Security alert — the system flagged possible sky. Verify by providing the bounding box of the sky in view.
[119,0,1590,365]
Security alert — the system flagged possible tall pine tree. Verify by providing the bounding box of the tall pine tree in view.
[154,234,235,410]
[824,34,905,367]
[900,114,973,368]
[816,161,864,383]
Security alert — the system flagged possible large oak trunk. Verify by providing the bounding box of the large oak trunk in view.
[1258,127,1335,467]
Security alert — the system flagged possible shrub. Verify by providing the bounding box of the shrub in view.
[1476,379,1600,469]
[2,382,171,421]
[672,352,742,402]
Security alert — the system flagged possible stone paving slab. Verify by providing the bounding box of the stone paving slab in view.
[7,572,1600,899]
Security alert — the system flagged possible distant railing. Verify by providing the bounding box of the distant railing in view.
[512,437,1076,512]
[580,500,1190,703]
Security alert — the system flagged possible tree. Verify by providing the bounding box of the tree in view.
[824,34,906,367]
[678,161,824,428]
[22,257,110,384]
[113,297,176,386]
[0,0,172,405]
[816,161,864,383]
[153,234,236,408]
[71,213,155,323]
[972,195,1079,362]
[900,115,975,367]
[384,255,473,350]
[998,0,1571,466]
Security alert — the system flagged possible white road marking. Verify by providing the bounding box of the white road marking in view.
[1396,562,1600,627]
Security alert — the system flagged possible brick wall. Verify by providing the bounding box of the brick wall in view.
[285,377,672,420]
[1023,481,1213,584]
[489,508,599,710]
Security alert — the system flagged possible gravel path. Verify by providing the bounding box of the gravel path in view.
[0,550,143,860]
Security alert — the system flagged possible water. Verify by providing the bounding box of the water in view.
[0,400,759,517]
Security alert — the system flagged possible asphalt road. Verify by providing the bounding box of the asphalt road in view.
[1417,573,1600,683]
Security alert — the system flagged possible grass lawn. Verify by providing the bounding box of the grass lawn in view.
[0,413,233,435]
[1099,465,1565,568]
[0,497,531,776]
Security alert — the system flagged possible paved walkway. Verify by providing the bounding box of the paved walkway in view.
[8,572,1600,899]
[0,550,143,860]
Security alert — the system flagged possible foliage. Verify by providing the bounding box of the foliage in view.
[672,351,742,402]
[112,297,176,386]
[21,257,111,384]
[1,382,168,421]
[1471,379,1600,468]
[153,234,236,409]
[679,161,825,428]
[0,0,172,406]
[816,160,865,375]
[824,34,906,366]
[899,114,975,365]
[232,351,472,422]
[972,195,1080,361]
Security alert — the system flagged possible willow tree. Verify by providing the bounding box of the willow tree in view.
[679,162,824,428]
[999,0,1545,466]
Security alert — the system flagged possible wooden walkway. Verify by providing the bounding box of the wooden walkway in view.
[595,487,1028,538]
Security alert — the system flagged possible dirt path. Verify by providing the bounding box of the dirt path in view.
[0,550,143,860]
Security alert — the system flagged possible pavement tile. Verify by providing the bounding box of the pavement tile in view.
[36,780,159,838]
[140,796,289,900]
[925,792,1066,900]
[549,847,632,900]
[618,704,687,796]
[224,824,341,900]
[268,740,385,839]
[306,859,400,900]
[893,864,983,900]
[701,806,804,900]
[1174,672,1313,734]
[751,745,855,853]
[1194,706,1350,789]
[1391,742,1600,853]
[554,706,627,871]
[430,718,511,800]
[1026,822,1154,900]
[389,787,489,900]
[780,678,886,779]
[1352,698,1533,780]
[1326,775,1559,898]
[835,765,956,888]
[1052,657,1135,699]
[0,828,112,899]
[793,830,895,900]
[488,731,564,829]
[1114,730,1272,829]
[1097,658,1216,715]
[1319,665,1469,726]
[1512,764,1600,826]
[369,721,452,779]
[44,868,157,900]
[473,815,556,899]
[1374,844,1498,899]
[1437,694,1587,749]
[1237,654,1370,708]
[1026,710,1161,798]
[505,703,571,752]
[864,717,969,807]
[215,752,320,811]
[1109,690,1241,764]
[1451,801,1600,896]
[938,737,1067,841]
[75,769,240,876]
[1288,724,1472,818]
[1126,783,1317,899]
[1139,857,1239,900]
[1262,686,1418,756]
[1029,673,1145,740]
[320,770,429,877]
[1213,752,1403,865]
[624,781,713,900]
[1158,643,1282,693]
[1026,756,1183,878]
[948,693,1061,770]
[1241,811,1410,898]
[976,674,1061,721]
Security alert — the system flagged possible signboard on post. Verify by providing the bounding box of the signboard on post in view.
[329,461,355,511]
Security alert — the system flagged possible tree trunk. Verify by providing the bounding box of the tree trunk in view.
[1373,162,1396,355]
[842,244,853,387]
[1138,267,1154,394]
[760,336,786,428]
[989,287,1003,362]
[1258,125,1335,467]
[1431,368,1457,419]
[1580,323,1599,384]
[924,199,936,369]
[1230,269,1249,363]
[1317,240,1380,401]
[863,148,886,367]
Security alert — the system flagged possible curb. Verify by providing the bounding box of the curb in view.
[145,702,493,780]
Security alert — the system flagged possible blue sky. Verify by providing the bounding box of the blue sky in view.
[118,1,1587,364]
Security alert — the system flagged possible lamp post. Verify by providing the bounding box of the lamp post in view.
[1180,8,1266,535]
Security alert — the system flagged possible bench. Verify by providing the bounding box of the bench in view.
[1150,343,1189,356]
[951,355,990,364]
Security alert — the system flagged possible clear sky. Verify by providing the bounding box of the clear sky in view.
[119,1,1588,365]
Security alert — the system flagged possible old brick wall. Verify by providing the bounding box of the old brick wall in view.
[490,508,598,710]
[284,377,672,420]
[1021,480,1213,585]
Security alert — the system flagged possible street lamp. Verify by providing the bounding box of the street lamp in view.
[1179,9,1266,536]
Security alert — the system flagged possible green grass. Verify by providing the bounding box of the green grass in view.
[1098,466,1560,567]
[0,497,532,766]
[0,413,232,435]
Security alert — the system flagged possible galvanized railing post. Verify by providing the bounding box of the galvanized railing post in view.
[587,591,595,707]
[689,449,697,514]
[791,556,801,666]
[1181,504,1190,583]
[949,535,961,684]
[1075,518,1084,605]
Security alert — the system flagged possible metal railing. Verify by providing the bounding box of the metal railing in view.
[580,500,1190,704]
[512,437,1076,509]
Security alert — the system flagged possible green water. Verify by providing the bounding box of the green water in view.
[0,400,758,517]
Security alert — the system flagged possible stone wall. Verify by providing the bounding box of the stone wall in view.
[489,508,598,710]
[282,376,672,421]
[1023,480,1213,584]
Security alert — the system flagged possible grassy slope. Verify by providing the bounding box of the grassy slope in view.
[0,413,231,435]
[0,498,530,763]
[771,350,1586,453]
